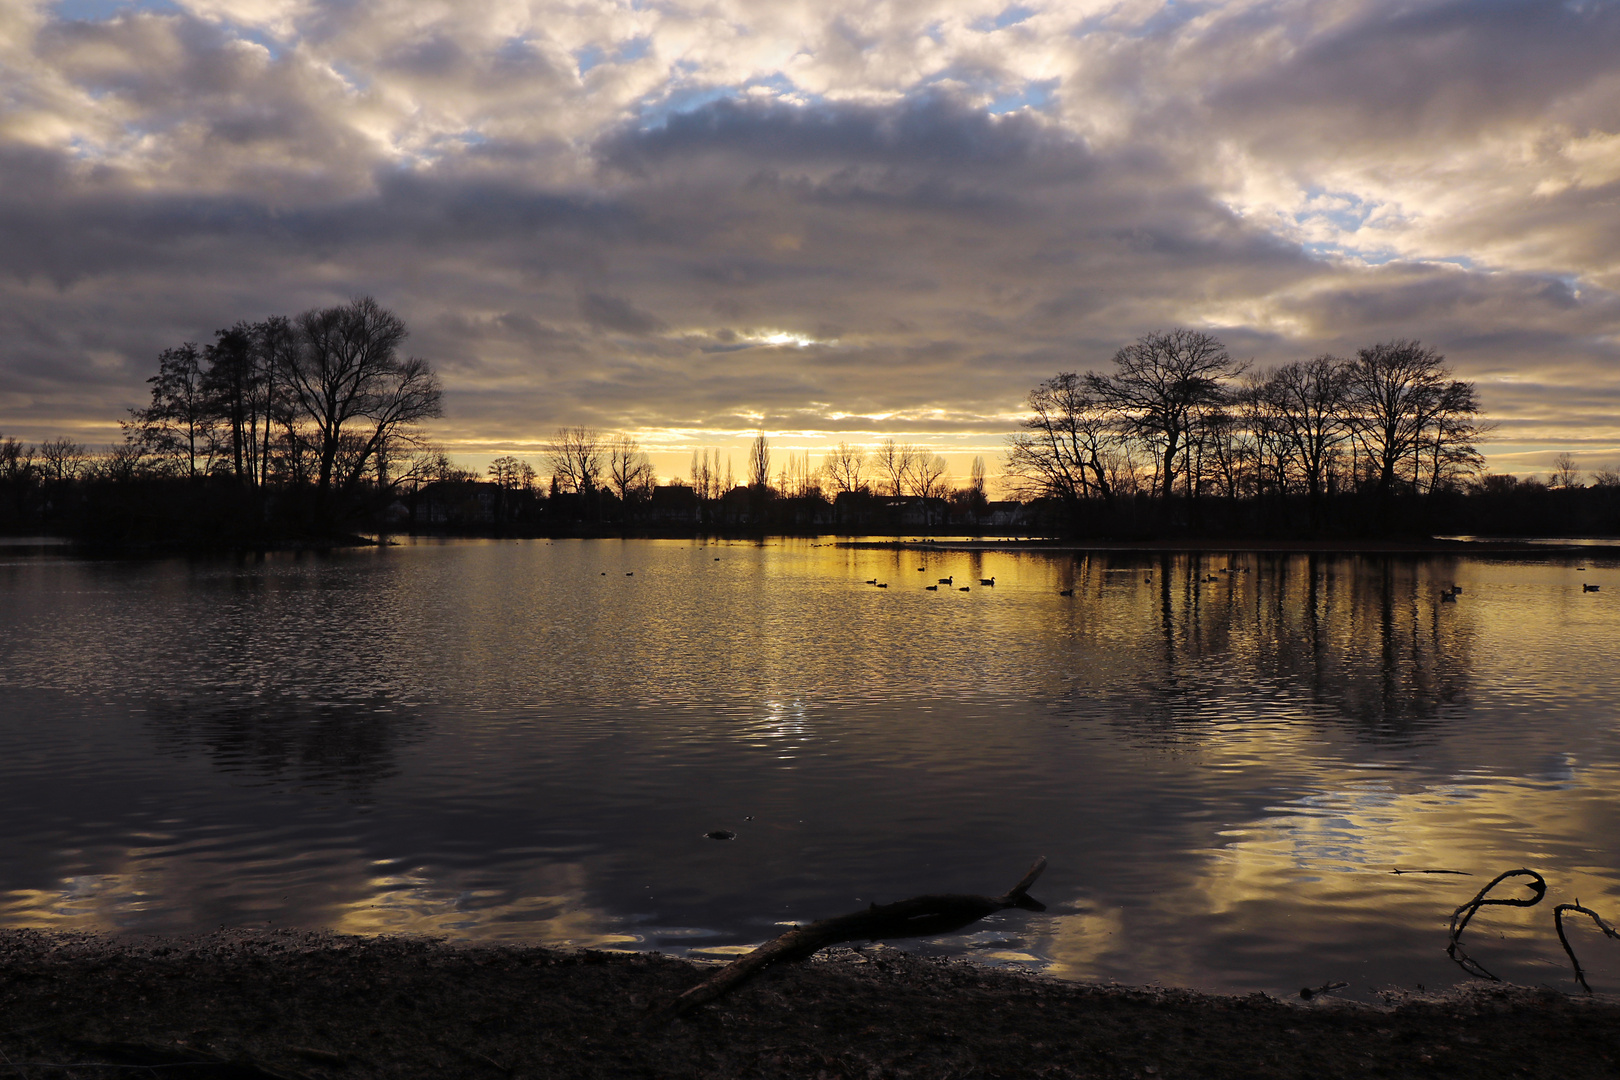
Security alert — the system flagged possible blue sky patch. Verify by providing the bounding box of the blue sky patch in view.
[636,73,817,131]
[972,4,1036,32]
[988,78,1058,114]
[577,45,606,77]
[54,0,180,19]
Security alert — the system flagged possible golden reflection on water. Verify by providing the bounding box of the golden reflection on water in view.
[2,540,1619,994]
[330,860,633,947]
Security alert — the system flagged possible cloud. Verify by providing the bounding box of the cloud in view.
[1,0,1618,477]
[579,291,667,334]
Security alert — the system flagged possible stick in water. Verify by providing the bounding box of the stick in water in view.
[652,857,1048,1022]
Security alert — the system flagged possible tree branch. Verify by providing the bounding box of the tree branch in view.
[651,857,1047,1023]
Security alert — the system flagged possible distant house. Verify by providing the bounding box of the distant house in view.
[650,484,701,524]
[883,496,949,528]
[414,480,499,524]
[986,501,1025,530]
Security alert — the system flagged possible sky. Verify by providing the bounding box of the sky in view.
[2,0,1619,485]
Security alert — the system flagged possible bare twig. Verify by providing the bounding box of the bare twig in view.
[1446,868,1546,981]
[651,857,1048,1023]
[1391,868,1471,875]
[1554,902,1620,993]
[1298,981,1348,1000]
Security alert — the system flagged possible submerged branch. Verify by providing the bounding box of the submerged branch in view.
[652,857,1048,1023]
[1446,868,1547,981]
[1554,903,1620,993]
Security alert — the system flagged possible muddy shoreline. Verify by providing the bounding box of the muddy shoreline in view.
[3,929,1617,1078]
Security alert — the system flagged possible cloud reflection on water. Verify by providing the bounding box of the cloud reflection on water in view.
[2,540,1619,994]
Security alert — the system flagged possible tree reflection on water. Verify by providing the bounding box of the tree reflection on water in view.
[1,540,1616,995]
[143,696,426,795]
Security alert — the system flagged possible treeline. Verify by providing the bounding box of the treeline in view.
[6,318,1618,546]
[1002,329,1620,537]
[428,429,993,532]
[0,297,442,547]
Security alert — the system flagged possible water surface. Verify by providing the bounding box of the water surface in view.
[3,538,1618,998]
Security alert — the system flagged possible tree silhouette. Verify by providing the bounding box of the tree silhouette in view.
[1004,371,1118,506]
[823,442,868,495]
[135,342,215,479]
[748,432,771,489]
[281,297,443,511]
[1089,328,1245,501]
[546,428,605,495]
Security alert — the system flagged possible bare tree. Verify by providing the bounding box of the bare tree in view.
[1193,405,1249,500]
[1004,372,1118,506]
[1261,355,1352,527]
[875,439,916,498]
[280,297,443,506]
[1344,340,1451,503]
[1549,452,1584,490]
[690,449,710,500]
[776,451,808,497]
[256,316,299,488]
[911,452,949,526]
[607,435,655,502]
[203,322,259,484]
[99,430,151,483]
[951,456,990,523]
[135,342,217,479]
[546,428,605,494]
[823,442,868,495]
[898,444,931,498]
[748,432,771,490]
[1,435,36,519]
[1089,328,1245,500]
[39,437,88,482]
[1421,380,1487,495]
[912,453,949,501]
[489,455,536,490]
[420,448,477,484]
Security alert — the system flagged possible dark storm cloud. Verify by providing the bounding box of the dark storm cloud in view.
[1208,1,1620,148]
[599,93,1085,175]
[578,292,667,334]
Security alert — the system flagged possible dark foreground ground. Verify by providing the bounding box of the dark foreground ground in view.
[3,931,1619,1079]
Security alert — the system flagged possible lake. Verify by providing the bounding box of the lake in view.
[3,537,1618,999]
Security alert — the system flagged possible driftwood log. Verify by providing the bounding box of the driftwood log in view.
[653,856,1048,1022]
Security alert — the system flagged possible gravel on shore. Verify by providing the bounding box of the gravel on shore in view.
[3,928,1618,1079]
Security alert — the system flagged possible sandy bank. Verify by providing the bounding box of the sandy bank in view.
[2,929,1617,1078]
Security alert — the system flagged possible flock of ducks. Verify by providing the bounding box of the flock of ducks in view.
[1440,577,1601,601]
[866,570,1606,602]
[603,558,1605,600]
[866,571,996,592]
